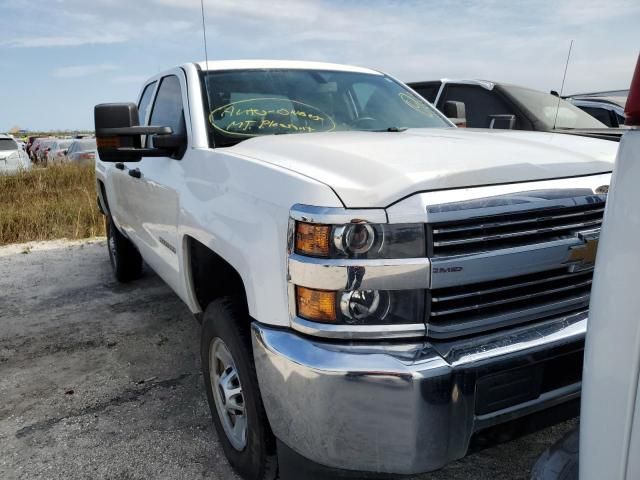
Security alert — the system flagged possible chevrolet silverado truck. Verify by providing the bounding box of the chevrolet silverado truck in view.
[94,60,618,480]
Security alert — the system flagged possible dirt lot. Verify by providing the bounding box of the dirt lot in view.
[0,239,575,479]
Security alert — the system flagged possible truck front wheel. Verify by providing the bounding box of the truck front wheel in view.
[105,215,143,282]
[201,298,278,480]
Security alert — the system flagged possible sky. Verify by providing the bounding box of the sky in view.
[1,0,639,131]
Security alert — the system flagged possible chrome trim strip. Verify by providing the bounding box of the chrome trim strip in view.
[291,316,426,340]
[430,237,590,288]
[432,310,587,365]
[288,254,430,291]
[290,204,387,224]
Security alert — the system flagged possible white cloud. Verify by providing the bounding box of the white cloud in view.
[52,63,119,78]
[2,33,127,48]
[112,74,149,83]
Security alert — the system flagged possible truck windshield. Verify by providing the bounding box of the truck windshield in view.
[202,69,450,147]
[502,85,606,130]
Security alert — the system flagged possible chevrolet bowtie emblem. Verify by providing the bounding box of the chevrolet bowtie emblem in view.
[567,230,599,271]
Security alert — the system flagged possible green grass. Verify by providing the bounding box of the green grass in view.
[0,164,105,246]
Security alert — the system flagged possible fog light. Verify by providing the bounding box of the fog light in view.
[340,290,390,323]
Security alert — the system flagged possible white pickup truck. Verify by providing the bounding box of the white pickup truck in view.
[94,60,618,480]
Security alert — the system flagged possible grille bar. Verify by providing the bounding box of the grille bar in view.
[430,201,605,257]
[433,219,602,248]
[430,279,592,317]
[432,207,605,235]
[431,269,592,303]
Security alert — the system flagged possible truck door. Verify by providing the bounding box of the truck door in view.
[107,80,157,239]
[119,72,188,290]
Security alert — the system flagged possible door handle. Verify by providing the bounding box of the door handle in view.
[128,168,142,179]
[115,162,125,170]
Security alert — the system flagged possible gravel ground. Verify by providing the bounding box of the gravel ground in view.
[0,239,575,480]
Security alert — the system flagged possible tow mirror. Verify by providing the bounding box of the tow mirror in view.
[488,114,516,130]
[443,101,467,127]
[94,103,173,162]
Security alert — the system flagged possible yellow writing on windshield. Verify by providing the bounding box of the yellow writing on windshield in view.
[210,98,336,137]
[399,92,435,117]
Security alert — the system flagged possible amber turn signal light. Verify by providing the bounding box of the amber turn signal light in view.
[295,222,330,257]
[296,286,337,323]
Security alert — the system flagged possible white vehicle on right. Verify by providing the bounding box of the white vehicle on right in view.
[532,55,640,480]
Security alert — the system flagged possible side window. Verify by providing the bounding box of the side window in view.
[441,85,518,128]
[412,84,440,103]
[137,81,156,126]
[148,75,186,137]
[580,106,614,127]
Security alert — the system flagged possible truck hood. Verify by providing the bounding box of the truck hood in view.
[230,128,617,207]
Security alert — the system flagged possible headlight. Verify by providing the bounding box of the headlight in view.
[296,286,424,325]
[294,221,425,259]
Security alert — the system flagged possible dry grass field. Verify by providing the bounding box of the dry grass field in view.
[0,165,104,245]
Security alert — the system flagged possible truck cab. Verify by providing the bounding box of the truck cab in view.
[94,60,619,480]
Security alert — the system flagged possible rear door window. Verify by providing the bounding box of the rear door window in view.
[440,85,518,128]
[579,106,614,127]
[411,83,440,103]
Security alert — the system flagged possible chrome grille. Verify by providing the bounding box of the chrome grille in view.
[427,268,593,338]
[429,201,605,257]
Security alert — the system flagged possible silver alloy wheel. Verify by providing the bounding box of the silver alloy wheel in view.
[209,337,247,451]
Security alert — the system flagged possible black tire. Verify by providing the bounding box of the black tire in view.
[105,215,143,282]
[201,298,278,480]
[531,427,579,480]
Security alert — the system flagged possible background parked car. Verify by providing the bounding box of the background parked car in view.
[26,135,44,159]
[409,79,607,131]
[64,138,97,164]
[46,139,74,165]
[564,90,628,127]
[0,134,32,174]
[29,137,50,163]
[33,138,55,164]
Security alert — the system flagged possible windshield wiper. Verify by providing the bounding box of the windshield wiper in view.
[368,127,408,132]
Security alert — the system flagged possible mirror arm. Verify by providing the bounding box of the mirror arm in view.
[96,126,173,136]
[112,147,173,157]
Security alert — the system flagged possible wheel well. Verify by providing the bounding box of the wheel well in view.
[97,179,110,216]
[187,237,248,316]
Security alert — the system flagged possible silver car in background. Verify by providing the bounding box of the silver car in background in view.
[47,139,74,165]
[0,134,31,174]
[65,138,97,164]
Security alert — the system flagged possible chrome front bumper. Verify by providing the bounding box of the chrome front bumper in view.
[252,311,586,475]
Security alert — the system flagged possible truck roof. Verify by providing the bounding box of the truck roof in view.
[194,59,381,75]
